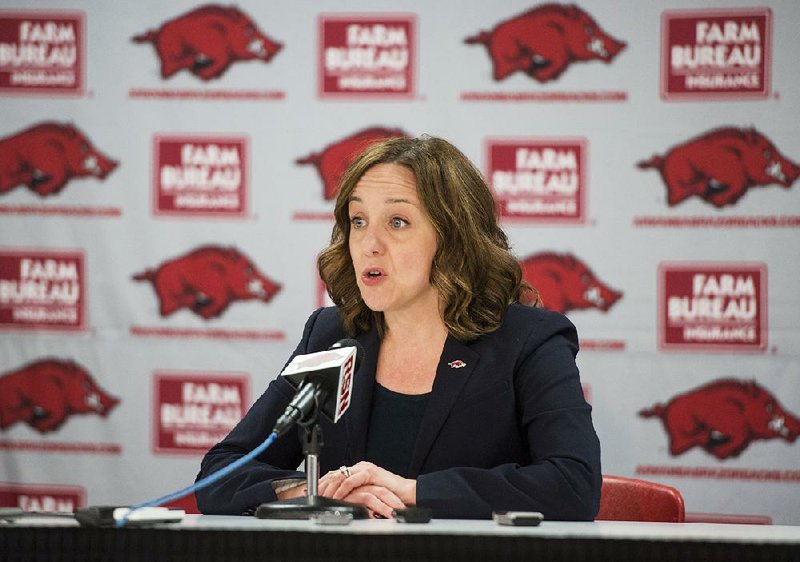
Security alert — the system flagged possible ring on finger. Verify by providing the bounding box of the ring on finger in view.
[339,465,351,478]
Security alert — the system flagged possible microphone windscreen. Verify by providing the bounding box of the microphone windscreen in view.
[329,338,365,370]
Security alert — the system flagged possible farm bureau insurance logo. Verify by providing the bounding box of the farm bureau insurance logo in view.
[319,14,416,98]
[487,139,586,223]
[154,372,249,454]
[658,262,766,352]
[661,8,771,100]
[0,483,85,512]
[0,250,86,331]
[154,135,247,217]
[0,11,84,95]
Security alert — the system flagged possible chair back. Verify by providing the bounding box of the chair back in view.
[596,475,685,522]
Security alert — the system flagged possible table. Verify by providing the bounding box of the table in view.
[2,515,799,562]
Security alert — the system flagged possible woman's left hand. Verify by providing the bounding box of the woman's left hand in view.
[319,461,417,507]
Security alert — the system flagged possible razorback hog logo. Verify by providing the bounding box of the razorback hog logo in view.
[464,3,626,82]
[640,379,800,460]
[132,5,283,80]
[0,122,118,197]
[520,252,622,314]
[638,127,800,208]
[296,127,408,200]
[133,245,281,319]
[0,359,119,434]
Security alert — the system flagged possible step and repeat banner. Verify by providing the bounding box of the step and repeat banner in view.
[1,0,798,524]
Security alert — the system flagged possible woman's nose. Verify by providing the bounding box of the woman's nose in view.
[361,226,385,256]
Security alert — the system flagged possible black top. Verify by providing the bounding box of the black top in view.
[365,383,430,478]
[196,304,602,520]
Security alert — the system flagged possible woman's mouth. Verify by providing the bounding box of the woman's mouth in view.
[361,268,386,285]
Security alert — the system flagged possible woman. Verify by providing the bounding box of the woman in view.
[196,136,601,520]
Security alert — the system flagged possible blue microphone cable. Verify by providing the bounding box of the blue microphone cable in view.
[115,431,279,528]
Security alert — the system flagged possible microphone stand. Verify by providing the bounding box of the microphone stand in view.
[255,411,368,520]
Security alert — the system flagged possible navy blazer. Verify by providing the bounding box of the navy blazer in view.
[196,304,601,520]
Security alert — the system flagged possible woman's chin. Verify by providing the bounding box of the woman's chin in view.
[362,300,386,313]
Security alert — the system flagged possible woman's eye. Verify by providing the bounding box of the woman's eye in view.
[350,217,365,228]
[390,217,408,229]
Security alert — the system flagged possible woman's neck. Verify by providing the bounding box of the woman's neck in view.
[382,307,448,346]
[377,309,448,394]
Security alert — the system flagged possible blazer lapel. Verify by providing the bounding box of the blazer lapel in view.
[408,335,480,476]
[344,326,379,463]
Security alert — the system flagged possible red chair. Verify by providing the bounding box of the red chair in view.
[596,475,685,522]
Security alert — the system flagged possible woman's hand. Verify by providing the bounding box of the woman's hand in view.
[318,462,417,518]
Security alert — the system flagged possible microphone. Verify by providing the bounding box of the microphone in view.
[97,344,367,527]
[272,339,364,437]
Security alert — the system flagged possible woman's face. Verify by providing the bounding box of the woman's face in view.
[347,163,439,318]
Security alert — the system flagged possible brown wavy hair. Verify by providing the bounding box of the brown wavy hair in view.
[318,135,538,341]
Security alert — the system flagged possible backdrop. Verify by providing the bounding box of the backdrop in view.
[1,0,798,524]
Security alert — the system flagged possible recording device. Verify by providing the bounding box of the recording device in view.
[0,506,184,527]
[492,511,544,526]
[272,339,364,437]
[392,507,432,523]
[75,506,185,527]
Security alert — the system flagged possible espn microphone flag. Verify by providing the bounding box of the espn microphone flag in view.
[280,345,356,424]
